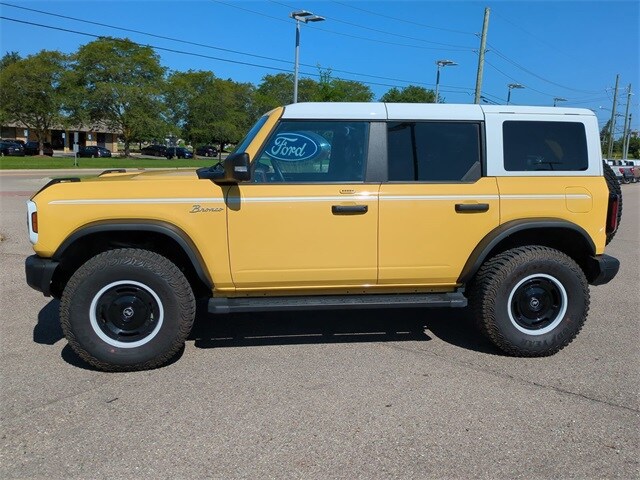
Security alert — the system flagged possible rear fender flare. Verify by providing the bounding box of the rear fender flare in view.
[457,219,596,285]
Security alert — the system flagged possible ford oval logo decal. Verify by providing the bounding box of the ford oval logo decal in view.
[266,132,329,162]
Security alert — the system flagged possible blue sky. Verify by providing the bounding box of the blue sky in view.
[0,1,638,134]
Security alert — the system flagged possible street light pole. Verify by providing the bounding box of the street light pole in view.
[434,59,457,104]
[553,97,567,107]
[506,83,524,105]
[621,84,632,160]
[293,18,301,104]
[290,10,325,104]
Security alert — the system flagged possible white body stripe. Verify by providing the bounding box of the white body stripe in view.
[49,193,590,206]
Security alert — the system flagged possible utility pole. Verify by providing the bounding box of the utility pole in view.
[623,113,633,159]
[474,7,490,104]
[621,84,632,160]
[607,74,620,159]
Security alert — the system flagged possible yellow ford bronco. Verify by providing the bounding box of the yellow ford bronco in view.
[25,103,622,371]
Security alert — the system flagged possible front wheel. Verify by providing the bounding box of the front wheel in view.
[60,248,196,371]
[469,246,589,357]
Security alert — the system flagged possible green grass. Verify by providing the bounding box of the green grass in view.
[0,156,219,170]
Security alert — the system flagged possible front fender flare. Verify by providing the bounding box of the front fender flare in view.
[53,220,213,289]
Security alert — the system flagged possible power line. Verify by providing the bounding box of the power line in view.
[267,0,476,49]
[211,0,472,52]
[328,0,476,36]
[0,16,469,95]
[492,10,574,58]
[483,57,557,98]
[487,42,601,95]
[0,2,470,92]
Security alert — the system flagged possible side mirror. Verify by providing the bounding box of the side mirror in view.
[196,152,251,183]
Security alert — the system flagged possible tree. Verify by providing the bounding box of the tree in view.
[69,37,168,156]
[380,85,436,103]
[0,51,21,70]
[313,68,373,102]
[0,50,68,154]
[254,73,317,113]
[165,70,255,153]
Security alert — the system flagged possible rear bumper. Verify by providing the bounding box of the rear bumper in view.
[25,255,59,296]
[586,254,620,286]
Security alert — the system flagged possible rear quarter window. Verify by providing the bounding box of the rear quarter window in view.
[503,121,588,171]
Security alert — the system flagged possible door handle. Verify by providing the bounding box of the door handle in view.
[455,203,490,213]
[332,205,368,214]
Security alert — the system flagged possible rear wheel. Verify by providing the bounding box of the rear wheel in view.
[602,161,623,245]
[60,248,195,371]
[469,246,589,357]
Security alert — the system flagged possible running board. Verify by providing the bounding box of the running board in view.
[208,292,467,314]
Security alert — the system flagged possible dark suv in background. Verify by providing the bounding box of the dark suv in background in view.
[77,146,112,158]
[0,140,25,156]
[140,144,167,157]
[165,146,193,159]
[195,145,218,157]
[24,141,54,156]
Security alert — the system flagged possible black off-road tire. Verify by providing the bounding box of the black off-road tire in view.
[602,160,622,245]
[60,248,196,371]
[469,246,589,357]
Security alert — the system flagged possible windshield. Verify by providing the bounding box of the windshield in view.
[230,115,269,155]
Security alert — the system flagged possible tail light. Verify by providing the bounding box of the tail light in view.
[27,200,38,244]
[606,194,620,234]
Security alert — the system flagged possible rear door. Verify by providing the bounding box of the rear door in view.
[378,120,500,286]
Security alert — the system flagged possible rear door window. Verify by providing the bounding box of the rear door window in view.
[387,122,482,182]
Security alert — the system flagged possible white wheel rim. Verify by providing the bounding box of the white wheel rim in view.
[507,273,568,336]
[89,280,164,348]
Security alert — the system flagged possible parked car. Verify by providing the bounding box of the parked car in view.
[0,140,25,156]
[621,161,640,183]
[77,146,112,158]
[24,141,54,156]
[195,145,218,157]
[2,138,25,146]
[140,144,167,157]
[165,146,193,159]
[607,160,635,184]
[611,166,624,184]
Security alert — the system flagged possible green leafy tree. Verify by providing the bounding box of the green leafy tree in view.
[68,37,168,156]
[254,73,317,113]
[165,70,254,154]
[313,68,373,102]
[0,50,68,154]
[0,51,21,70]
[380,85,436,103]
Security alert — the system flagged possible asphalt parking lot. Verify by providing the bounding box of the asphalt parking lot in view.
[1,171,638,479]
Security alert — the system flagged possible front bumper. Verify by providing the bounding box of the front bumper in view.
[25,255,59,297]
[586,254,620,286]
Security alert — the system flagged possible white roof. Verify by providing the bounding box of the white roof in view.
[281,102,595,120]
[282,102,387,120]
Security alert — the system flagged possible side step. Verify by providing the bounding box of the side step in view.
[208,292,467,314]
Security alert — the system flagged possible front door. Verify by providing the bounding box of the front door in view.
[227,119,378,290]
